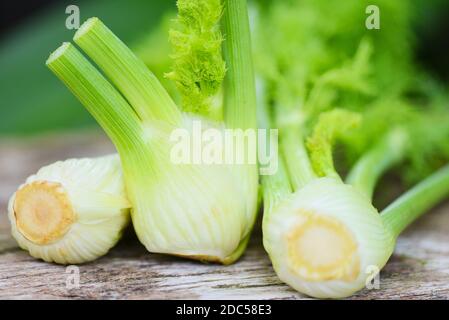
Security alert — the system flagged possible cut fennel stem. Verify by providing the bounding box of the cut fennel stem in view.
[8,155,130,264]
[46,0,258,264]
[262,117,449,298]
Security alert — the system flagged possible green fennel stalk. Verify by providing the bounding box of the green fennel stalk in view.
[381,166,449,238]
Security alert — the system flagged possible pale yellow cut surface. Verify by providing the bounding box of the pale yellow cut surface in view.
[287,211,360,282]
[13,181,75,245]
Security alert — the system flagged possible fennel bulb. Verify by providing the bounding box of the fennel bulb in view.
[46,0,259,264]
[8,155,130,264]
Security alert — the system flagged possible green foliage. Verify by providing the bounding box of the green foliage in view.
[341,90,449,184]
[254,0,413,114]
[254,0,449,184]
[166,0,226,114]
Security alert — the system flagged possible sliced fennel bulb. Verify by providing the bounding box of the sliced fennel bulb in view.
[8,155,130,264]
[260,100,449,298]
[263,177,395,298]
[46,0,259,264]
[261,123,397,297]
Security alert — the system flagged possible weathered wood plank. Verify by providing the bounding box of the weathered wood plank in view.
[1,133,449,299]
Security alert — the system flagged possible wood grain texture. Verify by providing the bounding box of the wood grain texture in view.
[1,132,449,300]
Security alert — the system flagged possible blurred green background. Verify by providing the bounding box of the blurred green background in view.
[0,0,175,135]
[0,0,448,136]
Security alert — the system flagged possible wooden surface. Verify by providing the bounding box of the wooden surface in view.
[1,132,449,300]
